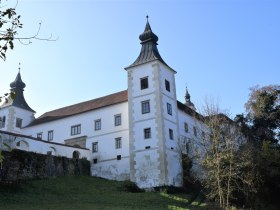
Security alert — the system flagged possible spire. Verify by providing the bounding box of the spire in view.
[6,70,35,113]
[185,86,196,111]
[126,16,174,71]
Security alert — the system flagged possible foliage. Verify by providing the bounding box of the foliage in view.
[121,180,144,193]
[79,157,90,176]
[0,0,57,61]
[0,149,91,183]
[0,134,13,164]
[235,84,280,208]
[245,85,280,143]
[182,154,201,194]
[0,91,15,104]
[188,102,261,209]
[0,0,22,60]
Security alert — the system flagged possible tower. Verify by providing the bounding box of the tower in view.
[125,17,182,188]
[0,71,35,133]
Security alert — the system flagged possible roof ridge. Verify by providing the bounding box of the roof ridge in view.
[38,90,128,119]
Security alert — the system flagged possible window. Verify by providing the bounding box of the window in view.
[193,126,197,137]
[184,123,189,133]
[93,158,98,164]
[95,119,101,130]
[117,155,122,160]
[169,129,174,140]
[0,116,6,128]
[165,80,170,92]
[16,118,22,128]
[141,100,150,114]
[114,114,121,126]
[37,132,43,139]
[140,77,148,89]
[144,128,151,139]
[115,137,122,149]
[71,124,81,136]
[167,103,172,115]
[92,142,98,153]
[48,130,53,141]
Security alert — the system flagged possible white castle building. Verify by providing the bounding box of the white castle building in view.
[0,18,205,188]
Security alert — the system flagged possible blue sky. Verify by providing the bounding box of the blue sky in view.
[0,0,279,118]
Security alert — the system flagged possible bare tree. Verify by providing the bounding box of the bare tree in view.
[0,0,57,61]
[188,101,260,209]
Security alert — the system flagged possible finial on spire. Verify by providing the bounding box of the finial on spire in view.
[146,15,149,21]
[18,62,21,73]
[184,86,196,111]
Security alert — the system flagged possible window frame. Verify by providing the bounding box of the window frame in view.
[144,128,151,139]
[92,142,98,153]
[193,126,197,137]
[141,100,150,114]
[167,103,172,115]
[94,119,101,131]
[115,137,122,149]
[0,116,6,128]
[165,79,170,92]
[48,130,54,141]
[184,122,189,133]
[140,77,149,90]
[16,118,23,128]
[37,132,43,139]
[71,124,81,136]
[169,129,174,140]
[114,114,121,126]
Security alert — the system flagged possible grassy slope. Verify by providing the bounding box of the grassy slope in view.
[0,176,209,210]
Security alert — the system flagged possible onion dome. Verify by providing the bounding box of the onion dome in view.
[126,16,174,71]
[10,72,26,90]
[7,71,35,113]
[139,16,158,44]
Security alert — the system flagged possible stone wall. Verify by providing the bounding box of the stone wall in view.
[0,149,90,182]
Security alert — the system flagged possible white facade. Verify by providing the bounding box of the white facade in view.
[0,131,90,159]
[0,19,207,188]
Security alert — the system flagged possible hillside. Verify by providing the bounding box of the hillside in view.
[0,176,210,210]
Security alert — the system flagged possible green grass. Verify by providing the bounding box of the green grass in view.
[0,176,210,210]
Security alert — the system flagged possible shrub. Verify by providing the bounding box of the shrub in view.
[121,180,144,193]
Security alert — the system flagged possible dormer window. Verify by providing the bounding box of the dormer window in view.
[140,77,148,90]
[165,80,170,92]
[37,132,43,139]
[16,118,22,128]
[0,116,5,128]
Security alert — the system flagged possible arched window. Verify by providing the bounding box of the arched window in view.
[73,151,80,159]
[16,140,29,151]
[47,147,56,156]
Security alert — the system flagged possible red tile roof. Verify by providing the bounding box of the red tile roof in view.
[27,90,128,127]
[27,89,203,127]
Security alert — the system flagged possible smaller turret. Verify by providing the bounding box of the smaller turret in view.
[185,86,196,111]
[9,71,35,113]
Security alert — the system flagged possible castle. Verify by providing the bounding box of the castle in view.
[0,17,205,188]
